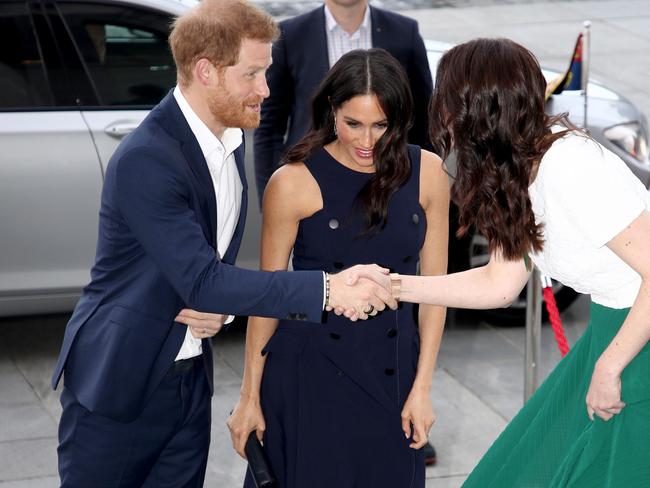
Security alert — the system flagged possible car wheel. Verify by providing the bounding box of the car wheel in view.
[461,232,579,326]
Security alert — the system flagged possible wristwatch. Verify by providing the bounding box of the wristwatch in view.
[389,273,401,301]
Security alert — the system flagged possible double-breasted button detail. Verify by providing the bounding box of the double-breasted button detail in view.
[328,218,339,230]
[402,255,413,263]
[384,368,395,376]
[286,312,308,321]
[387,328,397,338]
[412,213,419,225]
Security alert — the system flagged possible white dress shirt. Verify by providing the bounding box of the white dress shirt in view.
[324,4,372,68]
[173,86,243,360]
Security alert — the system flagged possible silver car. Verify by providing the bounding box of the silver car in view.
[0,0,648,319]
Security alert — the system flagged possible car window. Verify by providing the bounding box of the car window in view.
[58,2,175,108]
[0,2,53,109]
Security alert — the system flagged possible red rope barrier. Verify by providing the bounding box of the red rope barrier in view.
[542,284,570,357]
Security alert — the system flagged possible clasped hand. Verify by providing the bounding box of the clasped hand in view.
[585,360,626,422]
[174,309,228,338]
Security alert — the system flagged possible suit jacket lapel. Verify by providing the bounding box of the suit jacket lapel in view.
[157,92,218,247]
[313,6,330,79]
[181,140,218,245]
[222,142,247,264]
[369,6,387,48]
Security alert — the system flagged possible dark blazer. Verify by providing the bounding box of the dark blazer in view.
[51,92,323,422]
[253,5,433,204]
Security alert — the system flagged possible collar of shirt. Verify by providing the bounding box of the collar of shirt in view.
[173,86,243,162]
[324,4,371,40]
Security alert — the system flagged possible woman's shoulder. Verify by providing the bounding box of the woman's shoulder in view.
[538,131,613,183]
[264,162,323,218]
[419,148,446,182]
[543,130,603,166]
[535,130,647,210]
[418,148,449,208]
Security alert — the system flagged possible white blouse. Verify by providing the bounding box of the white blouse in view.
[528,131,649,308]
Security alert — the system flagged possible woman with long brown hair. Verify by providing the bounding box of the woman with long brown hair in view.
[352,38,650,486]
[227,48,449,487]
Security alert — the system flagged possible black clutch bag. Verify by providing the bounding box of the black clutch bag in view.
[245,431,277,488]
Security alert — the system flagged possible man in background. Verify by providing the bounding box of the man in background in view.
[253,0,433,206]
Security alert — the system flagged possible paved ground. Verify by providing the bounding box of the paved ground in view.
[1,0,648,486]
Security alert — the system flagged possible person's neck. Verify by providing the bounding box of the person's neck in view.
[179,85,226,140]
[325,1,367,35]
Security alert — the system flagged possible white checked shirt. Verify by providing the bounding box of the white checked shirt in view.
[173,86,243,360]
[324,4,372,68]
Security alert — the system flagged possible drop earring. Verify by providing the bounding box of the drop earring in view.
[333,115,338,136]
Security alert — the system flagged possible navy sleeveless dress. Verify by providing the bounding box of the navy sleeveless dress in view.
[243,145,427,488]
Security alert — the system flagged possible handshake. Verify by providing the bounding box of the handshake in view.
[326,264,401,321]
[175,264,402,338]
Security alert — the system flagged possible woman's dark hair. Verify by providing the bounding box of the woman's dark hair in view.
[284,48,413,234]
[429,38,575,259]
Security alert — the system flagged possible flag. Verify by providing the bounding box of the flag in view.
[545,32,586,100]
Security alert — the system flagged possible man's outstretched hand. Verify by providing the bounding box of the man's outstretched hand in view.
[327,264,396,321]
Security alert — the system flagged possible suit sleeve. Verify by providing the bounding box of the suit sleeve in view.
[253,29,294,209]
[407,22,433,149]
[114,145,323,322]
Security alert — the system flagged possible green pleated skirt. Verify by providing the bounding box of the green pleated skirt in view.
[463,301,650,488]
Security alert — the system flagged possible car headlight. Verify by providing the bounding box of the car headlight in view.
[603,122,649,164]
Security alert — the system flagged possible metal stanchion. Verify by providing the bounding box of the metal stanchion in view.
[524,267,542,402]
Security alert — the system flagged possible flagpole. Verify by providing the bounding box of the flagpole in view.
[582,20,591,130]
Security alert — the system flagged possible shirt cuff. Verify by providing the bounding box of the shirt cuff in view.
[322,272,327,310]
[224,315,235,325]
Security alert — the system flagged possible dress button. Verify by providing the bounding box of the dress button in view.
[384,368,395,376]
[333,261,344,269]
[387,328,397,338]
[402,255,413,263]
[412,213,419,224]
[329,332,341,340]
[328,219,339,230]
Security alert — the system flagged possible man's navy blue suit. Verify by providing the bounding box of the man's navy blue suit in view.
[52,91,323,486]
[253,5,433,204]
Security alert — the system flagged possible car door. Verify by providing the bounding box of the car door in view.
[0,0,103,316]
[56,1,177,171]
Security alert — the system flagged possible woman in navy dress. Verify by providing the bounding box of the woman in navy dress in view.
[227,49,449,487]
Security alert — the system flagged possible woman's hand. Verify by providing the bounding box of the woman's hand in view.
[401,387,436,449]
[585,360,626,421]
[226,397,266,459]
[174,309,228,339]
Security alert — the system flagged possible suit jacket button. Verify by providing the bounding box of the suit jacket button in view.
[337,370,345,377]
[328,218,339,230]
[387,328,397,338]
[384,368,395,376]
